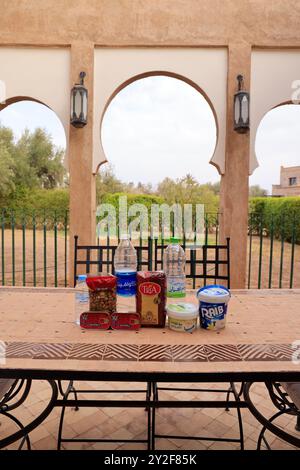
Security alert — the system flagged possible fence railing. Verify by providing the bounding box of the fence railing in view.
[0,209,69,287]
[247,211,300,289]
[1,208,300,289]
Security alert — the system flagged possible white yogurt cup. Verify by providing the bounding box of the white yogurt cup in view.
[196,285,231,330]
[167,303,198,333]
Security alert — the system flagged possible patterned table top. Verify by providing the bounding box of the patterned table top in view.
[0,287,300,379]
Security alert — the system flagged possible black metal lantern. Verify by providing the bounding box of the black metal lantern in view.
[70,71,88,128]
[234,74,250,133]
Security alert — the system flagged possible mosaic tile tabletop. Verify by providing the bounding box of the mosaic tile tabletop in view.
[0,287,300,375]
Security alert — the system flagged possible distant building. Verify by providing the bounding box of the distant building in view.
[272,166,300,197]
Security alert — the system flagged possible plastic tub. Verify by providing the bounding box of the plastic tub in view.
[167,302,198,333]
[196,285,231,330]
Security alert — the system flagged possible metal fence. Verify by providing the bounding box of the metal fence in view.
[0,209,69,287]
[0,208,300,289]
[247,211,300,289]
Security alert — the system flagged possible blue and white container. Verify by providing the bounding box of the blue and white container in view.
[75,274,89,325]
[114,235,137,297]
[196,285,231,330]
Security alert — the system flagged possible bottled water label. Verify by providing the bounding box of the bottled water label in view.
[167,278,186,298]
[75,291,89,303]
[115,270,137,297]
[75,289,89,326]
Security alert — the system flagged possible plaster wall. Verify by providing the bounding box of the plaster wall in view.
[0,47,70,163]
[94,47,227,174]
[251,50,300,174]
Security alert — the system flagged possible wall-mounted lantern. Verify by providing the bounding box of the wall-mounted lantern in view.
[234,74,250,133]
[70,71,88,128]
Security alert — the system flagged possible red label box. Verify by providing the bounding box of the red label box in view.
[80,312,141,330]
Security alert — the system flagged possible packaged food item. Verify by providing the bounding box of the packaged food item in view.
[136,271,166,327]
[80,311,111,329]
[167,303,198,333]
[114,235,137,296]
[163,238,186,297]
[86,273,117,313]
[75,274,89,325]
[196,284,231,330]
[111,312,140,330]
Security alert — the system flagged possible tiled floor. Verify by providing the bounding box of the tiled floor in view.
[1,381,298,450]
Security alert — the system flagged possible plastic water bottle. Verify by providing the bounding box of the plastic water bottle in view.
[75,274,89,325]
[163,237,186,298]
[114,235,137,297]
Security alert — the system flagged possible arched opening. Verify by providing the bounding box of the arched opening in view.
[251,103,300,195]
[248,103,300,288]
[100,74,218,182]
[97,74,220,287]
[99,74,219,221]
[0,98,68,287]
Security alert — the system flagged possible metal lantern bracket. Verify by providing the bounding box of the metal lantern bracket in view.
[70,71,88,128]
[234,74,250,134]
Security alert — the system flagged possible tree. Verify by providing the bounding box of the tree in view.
[0,142,15,199]
[156,177,179,204]
[15,128,66,189]
[204,181,220,195]
[156,174,219,212]
[96,165,126,203]
[0,125,66,202]
[0,126,15,199]
[249,185,268,197]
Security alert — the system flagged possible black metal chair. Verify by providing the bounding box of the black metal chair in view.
[0,379,32,450]
[244,382,300,449]
[73,234,153,287]
[56,236,152,450]
[151,238,245,450]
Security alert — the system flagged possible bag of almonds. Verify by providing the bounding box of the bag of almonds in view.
[86,273,117,313]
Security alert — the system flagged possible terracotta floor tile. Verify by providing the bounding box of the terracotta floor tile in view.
[178,439,210,450]
[27,424,50,444]
[91,442,120,450]
[32,435,57,450]
[69,411,109,435]
[204,419,232,439]
[108,426,135,442]
[155,438,180,450]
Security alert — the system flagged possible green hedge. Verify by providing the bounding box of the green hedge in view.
[97,192,165,230]
[249,197,300,243]
[0,188,69,227]
[100,192,164,209]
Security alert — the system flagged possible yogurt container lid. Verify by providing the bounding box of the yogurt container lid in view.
[167,302,198,320]
[196,285,231,303]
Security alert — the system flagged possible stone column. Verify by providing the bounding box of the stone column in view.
[219,43,251,289]
[68,41,96,285]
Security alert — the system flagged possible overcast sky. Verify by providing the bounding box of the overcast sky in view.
[0,75,299,193]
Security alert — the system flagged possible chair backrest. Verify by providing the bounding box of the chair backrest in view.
[73,236,153,287]
[74,236,230,288]
[153,237,230,289]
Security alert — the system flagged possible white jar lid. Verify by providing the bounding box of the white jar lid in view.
[196,285,231,304]
[167,302,198,320]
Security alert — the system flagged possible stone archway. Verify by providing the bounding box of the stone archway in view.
[99,72,219,181]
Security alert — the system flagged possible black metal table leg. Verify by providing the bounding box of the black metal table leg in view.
[0,380,58,450]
